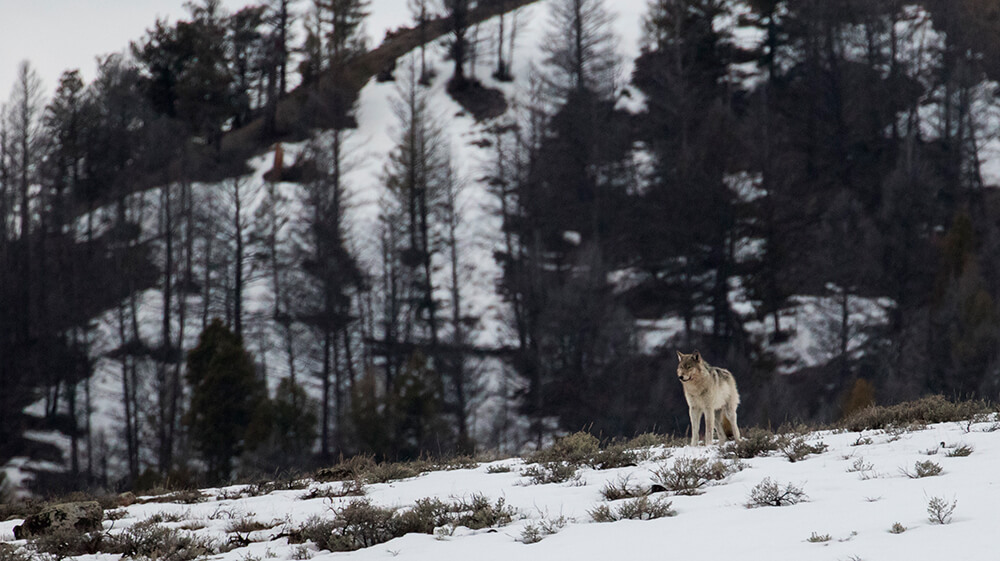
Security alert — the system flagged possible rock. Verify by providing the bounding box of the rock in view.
[117,492,136,507]
[12,501,103,540]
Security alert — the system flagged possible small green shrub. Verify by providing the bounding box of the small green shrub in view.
[591,444,639,470]
[335,499,398,549]
[901,460,943,479]
[779,436,828,462]
[451,494,517,530]
[889,522,906,534]
[651,457,744,496]
[720,428,779,459]
[926,496,957,524]
[807,532,831,543]
[623,433,669,449]
[521,463,579,485]
[531,432,600,466]
[393,498,451,535]
[590,496,675,522]
[745,478,806,508]
[289,517,346,552]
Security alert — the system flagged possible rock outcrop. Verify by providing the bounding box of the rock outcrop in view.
[12,501,103,540]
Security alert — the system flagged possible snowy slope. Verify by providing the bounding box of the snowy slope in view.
[3,419,999,561]
[12,0,1000,488]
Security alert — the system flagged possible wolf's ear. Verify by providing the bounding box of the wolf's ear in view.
[676,350,685,360]
[692,350,701,362]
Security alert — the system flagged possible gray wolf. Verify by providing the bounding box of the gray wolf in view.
[676,350,741,446]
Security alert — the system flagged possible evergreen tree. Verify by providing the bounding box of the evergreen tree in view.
[185,319,270,483]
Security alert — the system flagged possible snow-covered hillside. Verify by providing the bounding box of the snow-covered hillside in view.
[3,418,999,560]
[10,0,1000,493]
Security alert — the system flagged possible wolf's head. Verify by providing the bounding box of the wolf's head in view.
[676,350,703,383]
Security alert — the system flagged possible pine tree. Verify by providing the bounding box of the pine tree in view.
[185,319,270,483]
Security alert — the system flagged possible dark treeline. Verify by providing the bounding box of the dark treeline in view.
[2,0,1000,493]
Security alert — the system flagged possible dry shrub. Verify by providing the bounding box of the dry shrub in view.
[721,428,780,459]
[590,496,675,522]
[841,396,993,431]
[745,478,806,508]
[651,457,745,496]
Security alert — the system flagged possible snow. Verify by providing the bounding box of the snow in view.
[4,418,1000,560]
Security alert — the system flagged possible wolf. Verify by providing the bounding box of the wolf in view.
[676,350,741,446]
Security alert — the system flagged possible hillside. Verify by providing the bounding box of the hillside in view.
[7,0,1000,498]
[2,405,999,561]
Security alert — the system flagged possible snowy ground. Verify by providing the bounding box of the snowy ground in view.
[3,418,999,561]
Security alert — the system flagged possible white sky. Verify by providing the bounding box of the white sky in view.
[0,0,411,103]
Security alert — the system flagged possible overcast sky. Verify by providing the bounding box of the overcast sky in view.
[0,0,409,104]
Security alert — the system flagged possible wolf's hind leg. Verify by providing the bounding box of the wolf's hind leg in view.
[715,410,728,443]
[725,405,741,441]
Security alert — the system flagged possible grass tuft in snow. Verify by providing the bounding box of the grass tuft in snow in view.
[946,444,974,457]
[486,464,514,474]
[846,457,881,480]
[900,460,943,479]
[806,532,831,543]
[889,522,907,534]
[926,495,957,525]
[651,457,745,496]
[589,496,676,522]
[519,513,568,544]
[225,516,277,534]
[745,478,806,508]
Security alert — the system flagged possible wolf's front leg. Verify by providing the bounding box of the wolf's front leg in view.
[705,409,716,446]
[689,407,702,446]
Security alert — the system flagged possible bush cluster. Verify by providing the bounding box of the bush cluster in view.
[840,396,993,431]
[290,494,516,553]
[651,457,745,496]
[313,455,478,485]
[589,496,675,522]
[24,518,224,561]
